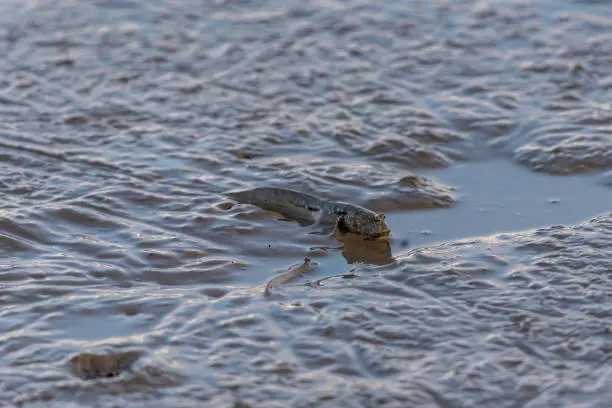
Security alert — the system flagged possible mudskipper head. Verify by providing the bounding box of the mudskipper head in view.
[337,212,390,240]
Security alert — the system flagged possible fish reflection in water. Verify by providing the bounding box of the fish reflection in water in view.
[334,229,395,266]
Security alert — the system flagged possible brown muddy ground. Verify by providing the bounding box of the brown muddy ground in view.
[0,0,611,407]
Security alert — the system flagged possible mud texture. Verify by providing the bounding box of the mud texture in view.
[1,0,612,407]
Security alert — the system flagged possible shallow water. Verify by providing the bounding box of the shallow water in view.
[1,0,611,407]
[391,160,612,248]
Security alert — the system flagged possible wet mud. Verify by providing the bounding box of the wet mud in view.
[1,0,612,406]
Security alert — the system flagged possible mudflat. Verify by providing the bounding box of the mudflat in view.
[1,0,611,407]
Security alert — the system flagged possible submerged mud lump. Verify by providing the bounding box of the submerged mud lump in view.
[69,350,142,380]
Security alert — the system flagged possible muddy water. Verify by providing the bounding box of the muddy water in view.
[1,0,611,406]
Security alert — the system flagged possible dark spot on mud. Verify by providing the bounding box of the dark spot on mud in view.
[398,174,423,187]
[232,402,252,408]
[234,152,256,160]
[54,58,75,67]
[200,286,229,298]
[217,201,235,210]
[63,115,89,125]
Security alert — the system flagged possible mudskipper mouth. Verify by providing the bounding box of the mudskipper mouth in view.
[360,227,391,240]
[367,232,391,240]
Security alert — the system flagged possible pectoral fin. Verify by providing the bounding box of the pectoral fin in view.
[307,216,337,236]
